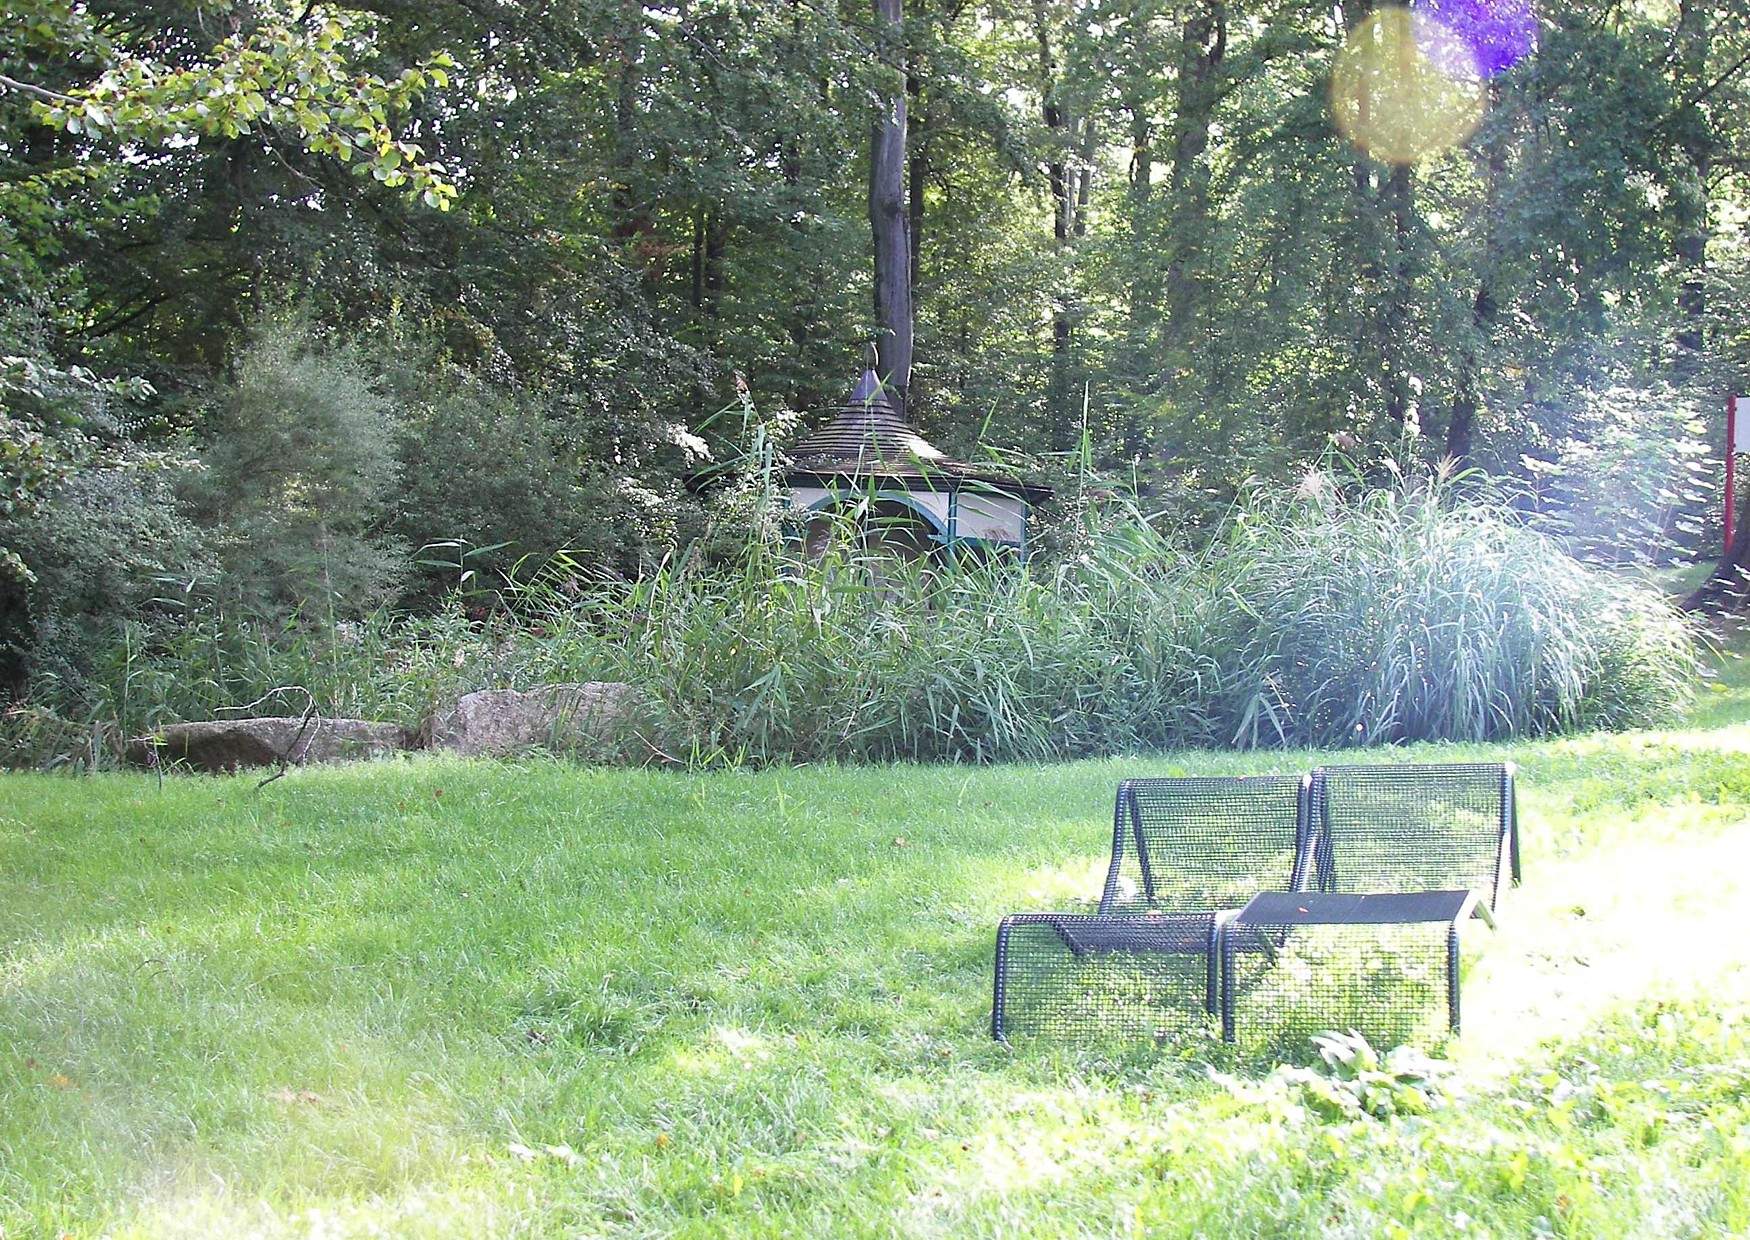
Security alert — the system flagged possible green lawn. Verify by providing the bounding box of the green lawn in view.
[4,660,1750,1237]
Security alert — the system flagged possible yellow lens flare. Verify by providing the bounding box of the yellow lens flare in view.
[1331,7,1483,165]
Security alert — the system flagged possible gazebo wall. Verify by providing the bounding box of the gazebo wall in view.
[788,484,1028,551]
[955,490,1027,546]
[789,485,952,539]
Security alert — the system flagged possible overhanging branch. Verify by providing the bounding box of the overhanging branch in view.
[0,73,80,105]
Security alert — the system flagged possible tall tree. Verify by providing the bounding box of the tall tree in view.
[1032,0,1087,450]
[1446,82,1508,467]
[1162,0,1225,353]
[1671,0,1715,370]
[870,0,915,401]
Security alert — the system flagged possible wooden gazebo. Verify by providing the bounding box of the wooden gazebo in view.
[783,369,1049,560]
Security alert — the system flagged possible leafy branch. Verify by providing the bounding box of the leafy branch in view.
[12,5,459,210]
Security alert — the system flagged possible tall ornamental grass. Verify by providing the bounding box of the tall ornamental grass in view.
[9,473,1700,767]
[1218,475,1698,746]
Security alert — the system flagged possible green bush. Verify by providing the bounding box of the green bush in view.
[0,704,111,771]
[390,366,690,591]
[75,601,616,740]
[0,456,209,706]
[581,514,1243,764]
[188,310,405,615]
[1520,381,1714,567]
[1265,1030,1450,1120]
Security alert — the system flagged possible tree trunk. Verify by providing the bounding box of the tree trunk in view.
[703,209,724,320]
[1340,0,1375,198]
[908,70,926,299]
[782,136,809,367]
[1121,98,1155,455]
[1129,102,1152,198]
[1034,0,1075,449]
[690,209,705,310]
[1163,0,1225,349]
[610,0,647,248]
[1074,119,1094,240]
[1672,0,1712,369]
[1338,0,1385,437]
[1448,84,1507,467]
[869,0,915,402]
[1382,162,1414,429]
[781,0,813,389]
[1446,282,1495,467]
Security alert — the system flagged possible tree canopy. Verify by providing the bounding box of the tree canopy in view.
[3,0,1749,688]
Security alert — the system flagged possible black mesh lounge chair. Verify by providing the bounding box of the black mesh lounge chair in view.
[1217,762,1521,1049]
[992,775,1313,1045]
[1220,889,1481,1051]
[1309,762,1519,910]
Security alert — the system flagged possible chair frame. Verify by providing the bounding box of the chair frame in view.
[1097,775,1318,914]
[993,774,1312,1044]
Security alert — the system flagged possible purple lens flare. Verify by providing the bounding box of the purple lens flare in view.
[1412,0,1537,78]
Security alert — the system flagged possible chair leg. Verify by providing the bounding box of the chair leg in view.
[991,918,1014,1042]
[1446,923,1461,1033]
[1218,921,1237,1042]
[1204,920,1220,1014]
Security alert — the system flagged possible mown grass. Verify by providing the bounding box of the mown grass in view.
[2,652,1749,1236]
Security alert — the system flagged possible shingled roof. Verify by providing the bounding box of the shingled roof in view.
[787,370,943,471]
[785,371,1047,501]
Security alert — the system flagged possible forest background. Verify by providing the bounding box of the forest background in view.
[3,0,1748,715]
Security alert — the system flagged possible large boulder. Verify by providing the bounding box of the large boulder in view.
[126,717,411,772]
[422,683,636,757]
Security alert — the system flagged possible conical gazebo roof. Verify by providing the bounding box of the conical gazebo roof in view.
[787,370,943,472]
[784,370,1047,501]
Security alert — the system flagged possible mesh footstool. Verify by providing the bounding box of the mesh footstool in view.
[991,775,1312,1047]
[1220,890,1482,1053]
[992,912,1218,1044]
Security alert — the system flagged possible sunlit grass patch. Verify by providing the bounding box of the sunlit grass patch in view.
[2,638,1749,1236]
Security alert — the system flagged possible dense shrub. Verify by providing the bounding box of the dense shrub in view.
[18,473,1700,766]
[586,475,1696,761]
[2,462,209,703]
[389,365,701,592]
[75,602,615,741]
[188,312,405,614]
[1520,382,1714,567]
[585,523,1247,763]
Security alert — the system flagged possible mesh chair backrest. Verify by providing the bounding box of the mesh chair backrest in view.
[1098,775,1313,914]
[1310,762,1518,909]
